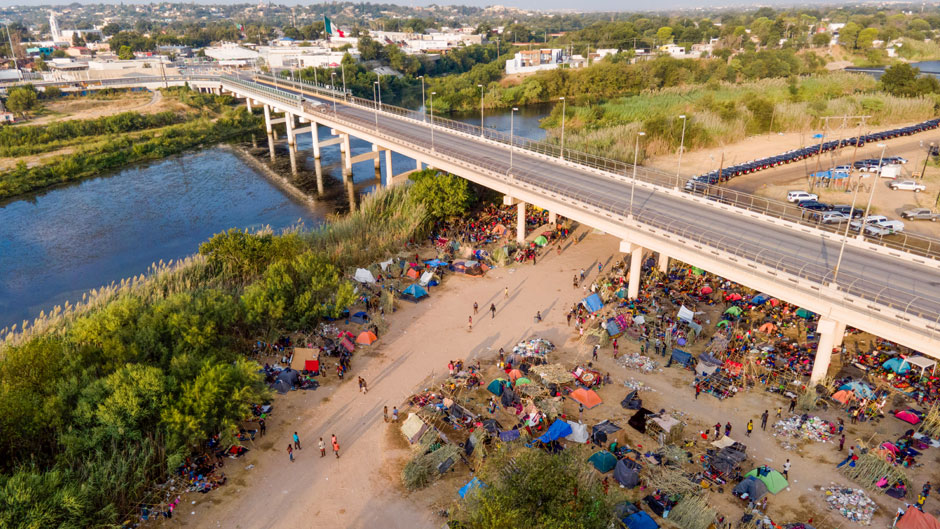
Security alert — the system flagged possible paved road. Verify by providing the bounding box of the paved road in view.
[247,78,940,342]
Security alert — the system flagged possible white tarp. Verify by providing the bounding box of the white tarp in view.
[565,421,590,443]
[634,315,645,325]
[696,363,719,376]
[678,305,695,323]
[401,413,428,444]
[420,271,434,287]
[379,259,395,271]
[711,436,737,449]
[354,268,376,283]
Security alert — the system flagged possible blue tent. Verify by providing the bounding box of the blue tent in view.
[402,284,428,298]
[458,477,484,498]
[487,379,510,396]
[624,511,659,529]
[588,450,617,473]
[671,349,693,367]
[751,293,770,305]
[537,419,573,443]
[582,293,603,313]
[839,381,875,399]
[883,358,912,374]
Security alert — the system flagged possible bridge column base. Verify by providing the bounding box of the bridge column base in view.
[548,211,557,225]
[284,112,296,153]
[263,104,273,136]
[658,252,669,273]
[516,202,526,244]
[810,317,840,383]
[311,123,321,159]
[341,133,352,180]
[619,241,644,299]
[384,149,393,187]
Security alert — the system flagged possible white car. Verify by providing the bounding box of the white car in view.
[831,165,852,173]
[819,211,850,224]
[849,215,888,231]
[864,220,905,236]
[787,191,818,203]
[890,180,926,192]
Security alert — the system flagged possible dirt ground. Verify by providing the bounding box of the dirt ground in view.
[160,226,939,529]
[645,121,940,238]
[25,90,180,125]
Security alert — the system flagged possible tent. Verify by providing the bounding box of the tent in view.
[614,458,641,488]
[514,377,532,387]
[277,368,299,386]
[273,379,291,394]
[727,293,743,302]
[752,293,770,305]
[537,419,573,443]
[353,268,376,283]
[508,369,524,382]
[897,506,940,529]
[402,283,428,301]
[831,390,854,404]
[796,308,814,319]
[492,224,507,236]
[419,271,435,287]
[733,476,769,501]
[629,408,653,433]
[401,413,429,444]
[458,477,484,499]
[724,306,743,316]
[896,410,921,425]
[565,421,590,443]
[701,286,713,295]
[588,450,617,473]
[621,390,642,410]
[691,267,705,275]
[487,379,509,396]
[670,349,693,367]
[744,468,789,494]
[570,388,603,409]
[356,331,378,345]
[884,357,912,374]
[624,511,659,529]
[406,268,420,279]
[424,258,447,267]
[534,235,549,247]
[839,381,875,400]
[759,322,777,334]
[582,293,603,313]
[606,320,623,337]
[716,320,730,328]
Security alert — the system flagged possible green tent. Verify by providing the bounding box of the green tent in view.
[795,308,814,319]
[588,450,617,473]
[691,267,705,276]
[744,468,789,494]
[487,379,509,396]
[515,377,532,386]
[716,320,730,328]
[533,235,549,247]
[724,306,743,316]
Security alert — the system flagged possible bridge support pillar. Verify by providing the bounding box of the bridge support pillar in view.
[311,123,321,159]
[810,317,840,383]
[832,321,847,350]
[341,133,352,180]
[372,144,382,170]
[620,241,644,300]
[314,159,325,196]
[658,252,669,273]
[416,159,422,171]
[263,104,275,161]
[245,98,253,112]
[284,112,295,152]
[548,211,557,225]
[516,202,526,244]
[384,149,393,187]
[288,144,298,176]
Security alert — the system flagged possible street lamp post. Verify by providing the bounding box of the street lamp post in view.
[478,84,485,136]
[630,131,646,219]
[430,91,436,152]
[676,114,687,189]
[330,72,336,115]
[559,97,566,160]
[418,75,425,122]
[372,83,379,130]
[341,62,347,99]
[834,142,886,283]
[376,78,382,109]
[510,107,519,171]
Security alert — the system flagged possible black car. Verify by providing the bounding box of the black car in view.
[831,204,864,218]
[798,200,830,211]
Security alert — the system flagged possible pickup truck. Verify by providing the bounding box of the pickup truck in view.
[890,180,926,192]
[850,215,889,232]
[864,220,905,236]
[901,208,940,221]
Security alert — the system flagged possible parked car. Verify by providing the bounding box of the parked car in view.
[787,191,818,203]
[818,211,850,224]
[864,220,905,236]
[850,215,889,231]
[831,204,864,218]
[901,208,940,221]
[890,180,926,192]
[798,200,830,211]
[885,156,908,164]
[831,165,852,172]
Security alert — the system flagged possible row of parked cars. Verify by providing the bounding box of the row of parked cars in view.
[786,190,940,235]
[685,118,940,190]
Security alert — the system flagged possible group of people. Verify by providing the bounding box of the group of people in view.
[287,433,341,462]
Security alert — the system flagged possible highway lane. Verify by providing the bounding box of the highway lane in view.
[252,79,940,331]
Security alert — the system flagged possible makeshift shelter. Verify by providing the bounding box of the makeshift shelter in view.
[905,356,938,375]
[795,308,814,319]
[752,293,770,305]
[588,450,618,473]
[711,436,737,449]
[401,284,428,302]
[353,268,376,283]
[401,413,429,444]
[629,408,653,433]
[839,381,875,400]
[458,477,484,499]
[570,388,603,409]
[744,468,789,494]
[614,458,641,488]
[492,224,507,236]
[419,271,435,287]
[273,380,291,394]
[624,511,659,529]
[724,306,743,316]
[896,410,921,425]
[486,379,509,396]
[592,420,622,445]
[290,347,320,372]
[701,286,713,295]
[340,337,356,352]
[621,390,642,410]
[534,235,549,247]
[759,322,777,334]
[537,419,573,444]
[897,506,940,529]
[356,331,378,345]
[831,390,854,404]
[648,415,683,445]
[884,357,912,374]
[670,349,693,367]
[582,293,604,313]
[277,369,299,387]
[566,421,590,443]
[733,476,769,501]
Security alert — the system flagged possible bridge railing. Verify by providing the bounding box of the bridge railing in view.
[236,75,940,262]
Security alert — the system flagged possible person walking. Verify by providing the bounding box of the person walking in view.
[580,268,585,282]
[259,418,266,437]
[724,422,732,437]
[473,302,478,314]
[331,434,340,458]
[714,422,721,439]
[839,434,846,451]
[837,418,844,434]
[535,310,542,323]
[746,420,753,437]
[392,406,399,422]
[287,444,294,462]
[695,383,701,399]
[592,344,599,361]
[504,286,509,298]
[383,406,389,423]
[567,312,572,326]
[319,437,326,457]
[598,262,602,274]
[760,410,769,431]
[776,407,782,418]
[782,459,790,480]
[490,303,496,319]
[923,481,932,498]
[788,397,797,414]
[361,378,368,394]
[612,338,619,358]
[468,315,473,331]
[293,431,301,450]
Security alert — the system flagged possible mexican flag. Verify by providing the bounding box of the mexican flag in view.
[324,16,345,38]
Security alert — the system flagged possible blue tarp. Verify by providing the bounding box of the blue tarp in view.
[582,293,603,313]
[537,419,573,443]
[424,259,447,267]
[883,358,912,374]
[402,284,428,298]
[812,170,850,180]
[751,293,770,305]
[625,511,659,529]
[671,349,693,366]
[839,381,875,399]
[499,429,521,442]
[458,477,484,498]
[606,320,622,336]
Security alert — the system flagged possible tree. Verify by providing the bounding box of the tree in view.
[6,86,38,117]
[656,26,674,44]
[43,86,61,99]
[101,23,121,36]
[32,57,48,71]
[839,22,861,49]
[856,28,879,49]
[408,170,474,219]
[811,32,831,47]
[118,45,134,60]
[880,63,940,97]
[71,33,85,47]
[357,35,383,61]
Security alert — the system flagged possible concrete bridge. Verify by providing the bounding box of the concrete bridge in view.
[11,73,940,381]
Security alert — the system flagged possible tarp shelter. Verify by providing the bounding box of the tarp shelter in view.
[402,283,428,301]
[424,259,447,267]
[290,347,320,372]
[752,293,770,305]
[724,306,743,316]
[701,286,713,295]
[588,450,617,473]
[897,506,940,529]
[273,379,291,394]
[487,379,510,396]
[570,388,603,409]
[537,419,573,444]
[353,268,376,283]
[458,477,484,499]
[565,421,590,443]
[905,356,938,375]
[356,331,378,345]
[711,436,737,449]
[419,271,435,287]
[499,429,521,442]
[340,337,356,352]
[582,293,603,313]
[534,235,549,247]
[401,413,429,444]
[606,320,622,337]
[648,415,683,445]
[379,258,394,271]
[670,349,693,367]
[733,476,769,501]
[514,377,532,387]
[621,390,642,410]
[896,410,921,424]
[691,267,705,275]
[883,357,912,374]
[831,390,854,404]
[492,224,507,236]
[629,408,653,433]
[796,308,814,319]
[614,458,641,488]
[624,511,659,529]
[277,369,299,386]
[406,268,420,279]
[839,381,875,399]
[759,322,777,334]
[678,305,695,323]
[744,468,789,494]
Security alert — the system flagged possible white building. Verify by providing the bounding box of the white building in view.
[257,46,359,69]
[204,44,261,67]
[659,44,687,58]
[505,48,567,74]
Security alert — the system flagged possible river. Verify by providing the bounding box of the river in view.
[845,60,940,79]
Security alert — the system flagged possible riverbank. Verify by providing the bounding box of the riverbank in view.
[226,143,322,213]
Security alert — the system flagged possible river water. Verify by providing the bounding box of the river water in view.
[0,105,550,329]
[845,60,940,79]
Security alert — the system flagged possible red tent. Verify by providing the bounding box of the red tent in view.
[569,388,603,409]
[701,286,713,295]
[898,507,940,529]
[356,331,378,345]
[896,410,921,424]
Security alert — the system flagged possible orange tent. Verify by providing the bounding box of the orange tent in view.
[569,388,603,409]
[759,322,777,334]
[406,268,420,279]
[831,390,854,404]
[356,331,378,345]
[898,506,940,529]
[508,369,524,382]
[492,224,507,236]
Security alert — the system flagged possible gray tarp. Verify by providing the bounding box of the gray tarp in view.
[614,459,640,488]
[733,476,768,500]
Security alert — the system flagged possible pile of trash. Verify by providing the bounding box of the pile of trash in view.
[772,415,835,447]
[623,378,653,392]
[824,486,877,525]
[617,352,659,373]
[512,338,555,358]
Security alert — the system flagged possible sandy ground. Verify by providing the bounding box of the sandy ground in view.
[160,226,939,529]
[26,90,176,125]
[646,122,940,238]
